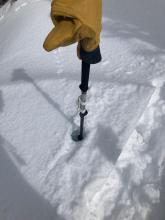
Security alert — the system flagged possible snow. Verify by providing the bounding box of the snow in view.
[0,0,165,220]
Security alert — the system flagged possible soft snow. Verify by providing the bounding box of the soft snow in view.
[0,0,165,220]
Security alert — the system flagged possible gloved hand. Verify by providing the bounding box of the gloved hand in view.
[43,0,102,59]
[43,18,82,51]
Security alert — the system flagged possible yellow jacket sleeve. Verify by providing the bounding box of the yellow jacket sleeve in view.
[43,0,102,58]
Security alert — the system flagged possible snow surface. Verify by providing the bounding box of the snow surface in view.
[0,0,165,220]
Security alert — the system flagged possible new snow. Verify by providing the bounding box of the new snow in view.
[0,0,165,220]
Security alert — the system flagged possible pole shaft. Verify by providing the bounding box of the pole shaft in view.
[79,115,84,140]
[79,61,90,93]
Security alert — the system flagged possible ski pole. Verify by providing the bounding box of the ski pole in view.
[78,61,90,140]
[71,45,101,141]
[71,61,90,141]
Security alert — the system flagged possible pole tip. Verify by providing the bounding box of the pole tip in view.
[71,130,85,142]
